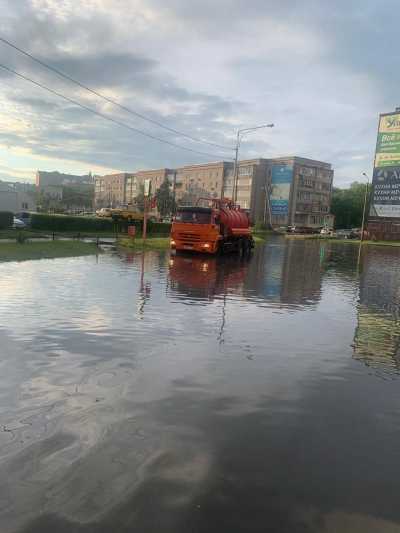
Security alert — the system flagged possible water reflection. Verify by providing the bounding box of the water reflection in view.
[245,239,327,307]
[354,247,400,374]
[1,240,400,532]
[168,238,330,310]
[168,253,249,301]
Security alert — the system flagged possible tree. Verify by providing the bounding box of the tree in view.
[155,177,176,217]
[331,182,369,229]
[135,183,145,213]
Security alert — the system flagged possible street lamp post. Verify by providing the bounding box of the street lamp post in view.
[232,124,274,203]
[358,172,370,266]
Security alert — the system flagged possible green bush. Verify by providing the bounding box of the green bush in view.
[253,221,268,232]
[147,221,171,235]
[30,213,115,232]
[29,214,172,235]
[0,211,13,229]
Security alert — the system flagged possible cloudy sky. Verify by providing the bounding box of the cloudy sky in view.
[0,0,398,186]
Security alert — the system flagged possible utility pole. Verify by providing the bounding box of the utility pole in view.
[232,124,274,204]
[232,130,240,202]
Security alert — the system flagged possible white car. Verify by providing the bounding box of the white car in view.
[13,217,26,229]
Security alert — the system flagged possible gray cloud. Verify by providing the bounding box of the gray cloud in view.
[0,0,398,184]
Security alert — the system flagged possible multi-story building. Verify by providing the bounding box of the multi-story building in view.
[93,156,334,228]
[95,169,175,208]
[0,181,37,213]
[175,161,230,204]
[267,157,334,229]
[133,168,175,203]
[94,173,134,207]
[36,171,93,200]
[223,158,269,218]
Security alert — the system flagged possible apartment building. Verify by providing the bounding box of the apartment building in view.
[36,171,93,201]
[174,161,230,203]
[93,156,333,227]
[94,173,132,207]
[0,181,37,213]
[223,159,269,220]
[95,169,175,208]
[268,157,333,229]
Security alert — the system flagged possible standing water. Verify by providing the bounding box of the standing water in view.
[0,237,400,533]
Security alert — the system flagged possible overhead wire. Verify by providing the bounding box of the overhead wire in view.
[0,63,234,161]
[0,36,234,152]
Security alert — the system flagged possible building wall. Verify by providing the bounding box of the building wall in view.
[93,157,333,226]
[175,162,227,204]
[95,169,175,208]
[36,171,92,188]
[291,158,333,228]
[265,157,333,228]
[0,182,37,213]
[95,173,132,207]
[223,159,270,222]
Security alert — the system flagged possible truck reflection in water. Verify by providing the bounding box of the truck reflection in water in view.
[353,247,400,374]
[168,253,249,301]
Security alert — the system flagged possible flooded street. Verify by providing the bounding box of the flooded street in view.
[1,237,400,532]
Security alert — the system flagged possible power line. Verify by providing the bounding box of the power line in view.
[0,63,234,161]
[0,36,233,152]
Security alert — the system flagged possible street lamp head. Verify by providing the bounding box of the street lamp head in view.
[267,123,274,128]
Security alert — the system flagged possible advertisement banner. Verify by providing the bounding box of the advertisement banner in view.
[370,166,400,218]
[375,112,400,168]
[270,165,292,215]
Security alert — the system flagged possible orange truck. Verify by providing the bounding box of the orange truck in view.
[170,198,253,254]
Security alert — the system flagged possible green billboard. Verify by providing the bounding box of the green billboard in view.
[370,112,400,218]
[375,112,400,167]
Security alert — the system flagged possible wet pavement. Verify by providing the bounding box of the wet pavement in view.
[1,236,400,532]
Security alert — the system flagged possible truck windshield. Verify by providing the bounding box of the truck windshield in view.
[175,211,211,224]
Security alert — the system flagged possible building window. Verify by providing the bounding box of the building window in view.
[239,166,251,176]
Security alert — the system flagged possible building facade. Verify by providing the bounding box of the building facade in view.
[93,156,334,227]
[94,173,134,207]
[175,161,229,204]
[267,157,333,229]
[0,181,37,213]
[223,158,270,219]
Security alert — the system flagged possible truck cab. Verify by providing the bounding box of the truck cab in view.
[171,206,221,254]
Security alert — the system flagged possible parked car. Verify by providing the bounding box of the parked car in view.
[15,211,31,226]
[336,229,357,239]
[287,225,317,234]
[96,208,112,217]
[13,217,26,228]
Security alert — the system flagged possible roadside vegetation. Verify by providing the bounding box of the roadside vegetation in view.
[118,237,171,250]
[331,182,368,228]
[0,241,100,262]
